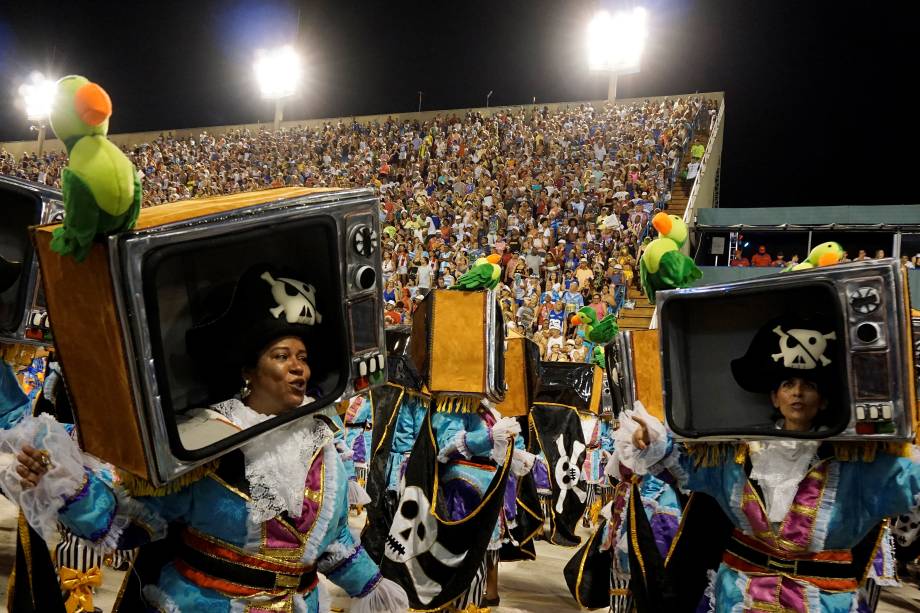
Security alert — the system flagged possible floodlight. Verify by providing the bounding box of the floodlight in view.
[18,72,57,121]
[254,45,302,100]
[587,7,648,74]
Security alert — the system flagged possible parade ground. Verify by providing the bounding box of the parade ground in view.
[1,497,917,612]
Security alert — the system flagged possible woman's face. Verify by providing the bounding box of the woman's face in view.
[770,377,826,431]
[244,336,310,415]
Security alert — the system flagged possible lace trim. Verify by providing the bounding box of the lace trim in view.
[213,398,331,523]
[304,444,341,562]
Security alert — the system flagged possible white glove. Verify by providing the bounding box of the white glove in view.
[491,417,521,443]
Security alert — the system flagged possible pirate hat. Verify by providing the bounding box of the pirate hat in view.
[186,264,323,386]
[730,314,842,394]
[0,255,22,293]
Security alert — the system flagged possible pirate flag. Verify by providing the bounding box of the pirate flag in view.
[530,403,588,547]
[500,415,544,562]
[380,407,512,610]
[363,327,424,563]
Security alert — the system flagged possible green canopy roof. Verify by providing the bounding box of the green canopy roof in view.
[692,266,920,307]
[696,205,920,230]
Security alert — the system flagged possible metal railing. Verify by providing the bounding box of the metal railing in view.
[683,99,725,226]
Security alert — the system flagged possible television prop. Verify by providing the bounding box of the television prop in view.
[32,186,386,484]
[0,176,63,345]
[497,334,541,417]
[606,329,664,421]
[655,259,915,441]
[407,288,506,404]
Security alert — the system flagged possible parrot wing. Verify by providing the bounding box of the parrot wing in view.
[587,314,619,344]
[455,263,494,290]
[49,168,100,262]
[656,251,702,289]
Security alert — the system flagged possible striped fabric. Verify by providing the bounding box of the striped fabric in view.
[55,527,136,573]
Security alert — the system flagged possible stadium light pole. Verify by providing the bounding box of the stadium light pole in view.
[18,72,56,155]
[587,7,649,102]
[254,45,302,132]
[486,90,493,109]
[417,90,424,113]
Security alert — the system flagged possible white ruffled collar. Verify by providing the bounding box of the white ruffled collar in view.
[211,398,332,523]
[748,439,821,524]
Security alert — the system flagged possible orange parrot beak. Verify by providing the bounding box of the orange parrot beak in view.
[486,254,502,264]
[571,314,583,325]
[652,212,672,236]
[74,82,112,127]
[817,252,841,267]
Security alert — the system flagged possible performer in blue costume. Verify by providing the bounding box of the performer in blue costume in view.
[600,432,683,612]
[344,394,373,487]
[624,314,920,613]
[3,265,407,613]
[384,391,428,496]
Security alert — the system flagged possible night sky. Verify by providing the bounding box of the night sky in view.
[0,0,915,208]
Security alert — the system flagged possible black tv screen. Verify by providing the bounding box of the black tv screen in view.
[660,282,850,439]
[140,216,348,460]
[0,190,40,333]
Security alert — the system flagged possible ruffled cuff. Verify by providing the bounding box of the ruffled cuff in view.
[510,448,536,477]
[437,431,475,463]
[612,401,669,475]
[348,480,372,506]
[350,576,409,613]
[0,414,88,543]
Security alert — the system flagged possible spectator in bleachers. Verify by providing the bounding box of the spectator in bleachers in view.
[855,249,870,261]
[772,252,786,268]
[750,245,773,267]
[2,95,718,345]
[730,248,751,267]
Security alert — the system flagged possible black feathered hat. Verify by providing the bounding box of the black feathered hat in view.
[730,314,843,394]
[186,263,323,378]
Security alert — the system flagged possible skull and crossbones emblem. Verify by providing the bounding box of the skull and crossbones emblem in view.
[553,434,587,514]
[385,486,467,605]
[260,272,322,325]
[771,325,836,369]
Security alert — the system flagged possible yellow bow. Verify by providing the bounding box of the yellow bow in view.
[60,566,102,613]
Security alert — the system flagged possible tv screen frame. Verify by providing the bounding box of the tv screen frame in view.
[108,189,385,482]
[656,259,914,442]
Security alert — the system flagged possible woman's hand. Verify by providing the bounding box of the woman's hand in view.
[631,415,651,450]
[16,445,51,489]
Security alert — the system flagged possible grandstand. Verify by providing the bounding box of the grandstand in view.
[2,92,724,357]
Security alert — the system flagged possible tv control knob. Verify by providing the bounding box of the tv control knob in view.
[354,265,376,290]
[849,287,880,314]
[352,225,377,257]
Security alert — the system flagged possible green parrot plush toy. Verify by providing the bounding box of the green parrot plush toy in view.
[453,254,502,290]
[639,212,702,304]
[571,306,619,345]
[783,241,844,272]
[48,75,141,262]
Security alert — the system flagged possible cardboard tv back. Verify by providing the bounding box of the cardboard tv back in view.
[0,176,63,346]
[32,187,387,485]
[655,259,916,442]
[407,288,506,402]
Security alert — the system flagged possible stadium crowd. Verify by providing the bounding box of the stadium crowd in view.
[1,95,715,361]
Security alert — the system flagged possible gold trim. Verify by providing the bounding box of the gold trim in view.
[186,528,307,571]
[573,524,603,608]
[628,483,647,581]
[664,492,696,566]
[371,386,405,458]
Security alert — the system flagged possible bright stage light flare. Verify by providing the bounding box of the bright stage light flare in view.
[254,45,302,99]
[587,7,648,74]
[18,72,57,121]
